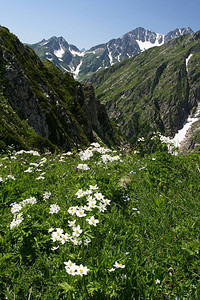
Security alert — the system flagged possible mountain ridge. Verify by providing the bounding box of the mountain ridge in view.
[29,27,193,81]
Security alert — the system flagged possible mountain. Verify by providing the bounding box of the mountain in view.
[30,27,193,81]
[90,31,200,151]
[0,26,119,152]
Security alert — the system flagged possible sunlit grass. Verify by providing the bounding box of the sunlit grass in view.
[0,142,200,299]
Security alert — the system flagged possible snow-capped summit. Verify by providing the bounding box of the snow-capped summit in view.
[30,27,194,80]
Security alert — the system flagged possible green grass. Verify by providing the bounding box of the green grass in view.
[0,140,200,299]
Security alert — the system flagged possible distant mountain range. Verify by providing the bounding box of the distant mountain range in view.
[29,27,193,81]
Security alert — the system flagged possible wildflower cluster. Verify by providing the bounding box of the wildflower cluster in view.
[14,150,40,156]
[64,260,90,277]
[78,143,121,164]
[10,197,37,229]
[43,192,51,201]
[76,163,90,170]
[49,203,60,214]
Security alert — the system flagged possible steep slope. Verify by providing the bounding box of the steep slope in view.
[30,27,193,81]
[90,31,200,148]
[0,26,118,151]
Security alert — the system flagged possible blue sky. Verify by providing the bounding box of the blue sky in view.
[0,0,199,49]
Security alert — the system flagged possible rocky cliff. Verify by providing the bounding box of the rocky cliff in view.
[0,26,119,152]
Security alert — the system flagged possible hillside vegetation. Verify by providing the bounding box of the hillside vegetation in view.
[91,32,200,147]
[0,26,119,152]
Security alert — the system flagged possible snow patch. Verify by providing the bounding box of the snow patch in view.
[70,48,86,57]
[73,61,83,78]
[186,54,193,72]
[107,46,114,65]
[54,45,65,58]
[136,33,164,51]
[163,103,200,151]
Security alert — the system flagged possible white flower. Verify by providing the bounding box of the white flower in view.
[75,189,85,198]
[53,228,63,237]
[113,262,125,268]
[36,176,45,180]
[89,184,98,190]
[49,203,60,214]
[51,246,59,251]
[21,197,37,206]
[10,213,23,229]
[86,216,99,226]
[64,260,76,268]
[102,198,111,205]
[77,164,90,170]
[94,192,104,201]
[48,227,54,233]
[155,279,160,284]
[108,268,115,272]
[88,199,97,209]
[68,206,77,215]
[72,225,83,237]
[0,177,3,182]
[65,264,77,276]
[66,151,73,155]
[11,203,22,215]
[98,204,107,212]
[76,207,86,218]
[7,175,15,180]
[76,264,90,277]
[91,142,100,148]
[84,189,92,195]
[83,205,92,211]
[43,192,51,200]
[24,167,33,173]
[84,239,91,245]
[68,220,76,227]
[60,233,71,244]
[70,237,79,245]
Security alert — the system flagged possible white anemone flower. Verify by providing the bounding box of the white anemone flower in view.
[86,216,99,226]
[68,220,76,227]
[60,233,71,244]
[75,189,86,198]
[51,246,59,251]
[94,192,104,201]
[76,264,90,277]
[68,206,77,215]
[89,184,99,190]
[72,225,83,237]
[113,262,125,269]
[102,198,111,205]
[76,208,86,218]
[98,204,107,212]
[49,203,60,214]
[65,264,77,276]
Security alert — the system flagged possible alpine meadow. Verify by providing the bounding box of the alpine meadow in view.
[0,23,200,300]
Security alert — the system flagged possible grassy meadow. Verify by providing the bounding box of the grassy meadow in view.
[0,138,200,299]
